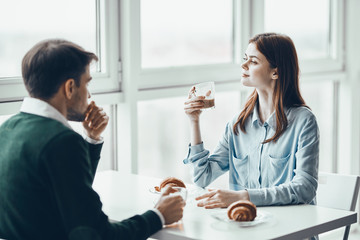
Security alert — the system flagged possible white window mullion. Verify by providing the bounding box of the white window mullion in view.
[233,0,251,64]
[96,0,103,73]
[89,0,121,95]
[250,0,264,37]
[118,0,141,174]
[332,81,340,173]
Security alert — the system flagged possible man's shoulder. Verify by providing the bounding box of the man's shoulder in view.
[4,112,68,127]
[2,112,81,146]
[22,112,72,129]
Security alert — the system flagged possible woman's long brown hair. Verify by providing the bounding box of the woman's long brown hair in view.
[233,33,308,143]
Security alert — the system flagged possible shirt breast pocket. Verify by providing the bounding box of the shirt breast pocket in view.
[232,154,249,188]
[267,153,291,185]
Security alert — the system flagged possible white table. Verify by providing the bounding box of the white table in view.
[93,171,357,240]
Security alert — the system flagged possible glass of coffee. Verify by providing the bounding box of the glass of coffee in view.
[190,81,215,110]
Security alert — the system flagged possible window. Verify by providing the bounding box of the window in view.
[126,0,242,89]
[264,0,330,60]
[137,90,241,181]
[0,0,120,102]
[130,0,346,180]
[0,0,96,78]
[141,0,233,68]
[301,81,335,173]
[262,0,343,73]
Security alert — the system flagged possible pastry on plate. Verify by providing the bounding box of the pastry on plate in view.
[154,177,186,192]
[227,200,257,221]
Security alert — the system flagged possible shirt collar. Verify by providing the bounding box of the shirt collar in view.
[266,112,277,130]
[20,97,72,129]
[252,104,277,130]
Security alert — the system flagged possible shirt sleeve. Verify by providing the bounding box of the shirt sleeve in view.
[183,122,232,188]
[83,132,104,144]
[247,115,319,206]
[42,131,162,240]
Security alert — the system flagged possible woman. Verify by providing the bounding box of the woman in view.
[184,33,319,208]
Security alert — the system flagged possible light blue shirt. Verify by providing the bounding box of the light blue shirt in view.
[184,106,319,206]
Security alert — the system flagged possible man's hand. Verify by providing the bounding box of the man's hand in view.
[155,186,186,225]
[83,101,109,140]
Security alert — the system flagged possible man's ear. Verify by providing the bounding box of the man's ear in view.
[64,79,75,100]
[271,68,278,80]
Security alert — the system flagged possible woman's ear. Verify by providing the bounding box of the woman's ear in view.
[272,68,279,80]
[64,79,75,100]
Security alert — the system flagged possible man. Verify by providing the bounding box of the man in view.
[0,39,185,240]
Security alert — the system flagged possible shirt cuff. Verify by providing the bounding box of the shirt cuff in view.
[246,188,265,206]
[151,208,165,227]
[190,142,204,152]
[183,142,205,164]
[83,134,104,145]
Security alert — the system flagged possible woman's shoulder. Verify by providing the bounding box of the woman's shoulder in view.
[229,112,241,124]
[287,106,317,124]
[226,111,256,134]
[228,111,250,128]
[221,113,241,135]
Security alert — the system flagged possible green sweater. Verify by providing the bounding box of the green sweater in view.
[0,113,161,240]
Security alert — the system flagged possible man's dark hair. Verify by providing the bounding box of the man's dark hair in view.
[22,39,98,99]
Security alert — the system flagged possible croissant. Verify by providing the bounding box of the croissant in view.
[227,200,257,221]
[154,177,186,192]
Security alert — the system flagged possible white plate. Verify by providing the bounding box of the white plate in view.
[149,187,161,194]
[211,210,273,227]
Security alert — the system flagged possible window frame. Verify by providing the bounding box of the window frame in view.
[0,0,351,179]
[126,0,344,91]
[122,0,346,174]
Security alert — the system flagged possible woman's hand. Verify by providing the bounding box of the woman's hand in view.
[195,189,250,209]
[83,101,109,140]
[184,86,205,122]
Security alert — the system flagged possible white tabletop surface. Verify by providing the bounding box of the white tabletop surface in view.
[93,170,357,240]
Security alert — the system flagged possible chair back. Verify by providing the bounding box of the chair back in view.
[317,172,360,211]
[316,172,360,240]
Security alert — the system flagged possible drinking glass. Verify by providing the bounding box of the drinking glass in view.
[170,187,188,202]
[190,81,215,110]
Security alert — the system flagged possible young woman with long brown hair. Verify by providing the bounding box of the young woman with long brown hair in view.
[184,33,319,207]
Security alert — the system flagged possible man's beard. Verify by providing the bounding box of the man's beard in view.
[67,107,86,122]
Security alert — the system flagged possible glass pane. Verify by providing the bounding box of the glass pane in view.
[301,81,334,172]
[137,90,241,183]
[141,0,233,68]
[264,0,330,60]
[0,0,96,78]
